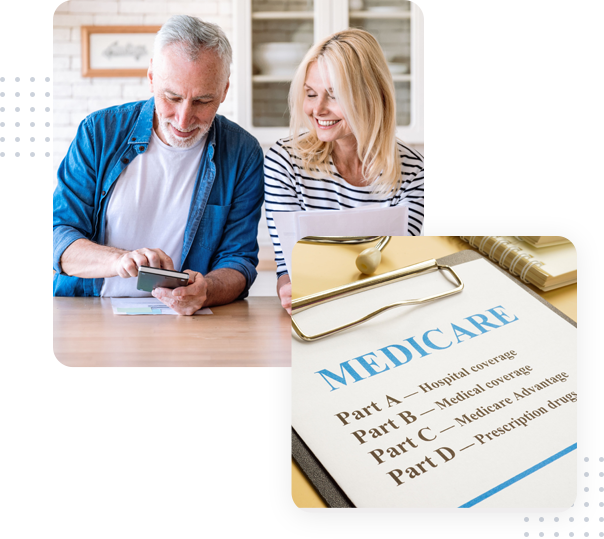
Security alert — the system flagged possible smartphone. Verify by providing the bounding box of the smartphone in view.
[136,266,190,292]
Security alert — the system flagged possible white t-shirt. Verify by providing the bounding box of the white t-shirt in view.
[101,129,207,297]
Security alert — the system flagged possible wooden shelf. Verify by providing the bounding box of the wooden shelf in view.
[253,75,294,83]
[349,10,411,19]
[252,74,410,83]
[252,9,412,20]
[252,11,314,20]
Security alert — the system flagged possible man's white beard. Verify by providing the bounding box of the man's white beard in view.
[158,116,209,149]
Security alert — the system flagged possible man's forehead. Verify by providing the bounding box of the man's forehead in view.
[153,46,227,92]
[155,45,223,72]
[154,77,225,100]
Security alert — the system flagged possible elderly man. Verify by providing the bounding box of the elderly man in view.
[53,15,264,315]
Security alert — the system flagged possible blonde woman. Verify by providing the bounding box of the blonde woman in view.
[264,29,424,314]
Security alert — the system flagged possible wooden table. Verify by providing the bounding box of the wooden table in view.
[291,236,577,507]
[54,296,291,367]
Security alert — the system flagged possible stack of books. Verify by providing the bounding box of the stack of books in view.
[459,236,576,291]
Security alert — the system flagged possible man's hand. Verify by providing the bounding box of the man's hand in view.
[114,248,174,278]
[152,270,207,316]
[60,239,175,279]
[277,274,292,315]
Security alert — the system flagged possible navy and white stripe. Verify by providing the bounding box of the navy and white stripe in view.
[264,138,424,278]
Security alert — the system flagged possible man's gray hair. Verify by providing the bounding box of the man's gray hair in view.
[154,15,232,76]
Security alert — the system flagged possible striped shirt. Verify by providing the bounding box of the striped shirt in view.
[264,138,424,278]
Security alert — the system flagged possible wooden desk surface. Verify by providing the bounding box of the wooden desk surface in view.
[291,236,577,507]
[54,296,291,367]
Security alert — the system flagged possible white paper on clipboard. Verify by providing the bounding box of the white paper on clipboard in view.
[292,258,577,508]
[272,205,409,276]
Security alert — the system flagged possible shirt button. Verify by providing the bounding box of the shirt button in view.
[101,191,106,196]
[139,146,145,151]
[131,137,136,141]
[121,157,129,164]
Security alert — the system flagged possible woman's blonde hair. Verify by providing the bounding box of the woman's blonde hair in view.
[288,29,399,195]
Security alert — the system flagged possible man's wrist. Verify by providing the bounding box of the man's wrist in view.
[200,268,246,307]
[60,239,126,278]
[203,272,218,305]
[109,248,128,277]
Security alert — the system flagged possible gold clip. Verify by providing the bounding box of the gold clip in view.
[298,236,384,244]
[291,259,464,342]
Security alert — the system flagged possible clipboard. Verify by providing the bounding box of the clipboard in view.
[291,249,576,508]
[291,259,465,341]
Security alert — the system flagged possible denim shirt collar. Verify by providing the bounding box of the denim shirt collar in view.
[128,97,155,145]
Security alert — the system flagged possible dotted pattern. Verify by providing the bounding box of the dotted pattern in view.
[522,455,602,537]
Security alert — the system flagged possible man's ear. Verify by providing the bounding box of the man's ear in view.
[221,79,230,103]
[148,58,154,93]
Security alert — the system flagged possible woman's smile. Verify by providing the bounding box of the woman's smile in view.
[315,118,341,129]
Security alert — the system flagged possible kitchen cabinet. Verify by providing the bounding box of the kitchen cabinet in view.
[233,0,423,146]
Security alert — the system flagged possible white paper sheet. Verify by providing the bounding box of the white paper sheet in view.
[292,258,576,508]
[110,297,212,315]
[272,205,409,276]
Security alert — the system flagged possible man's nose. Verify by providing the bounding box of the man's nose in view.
[175,103,194,128]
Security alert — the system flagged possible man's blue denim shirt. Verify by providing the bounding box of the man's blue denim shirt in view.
[53,97,264,297]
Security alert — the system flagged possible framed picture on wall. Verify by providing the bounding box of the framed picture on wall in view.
[81,26,161,77]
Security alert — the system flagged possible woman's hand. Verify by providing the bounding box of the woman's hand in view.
[277,274,292,315]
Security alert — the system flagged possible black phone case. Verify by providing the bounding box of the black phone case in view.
[137,268,189,292]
